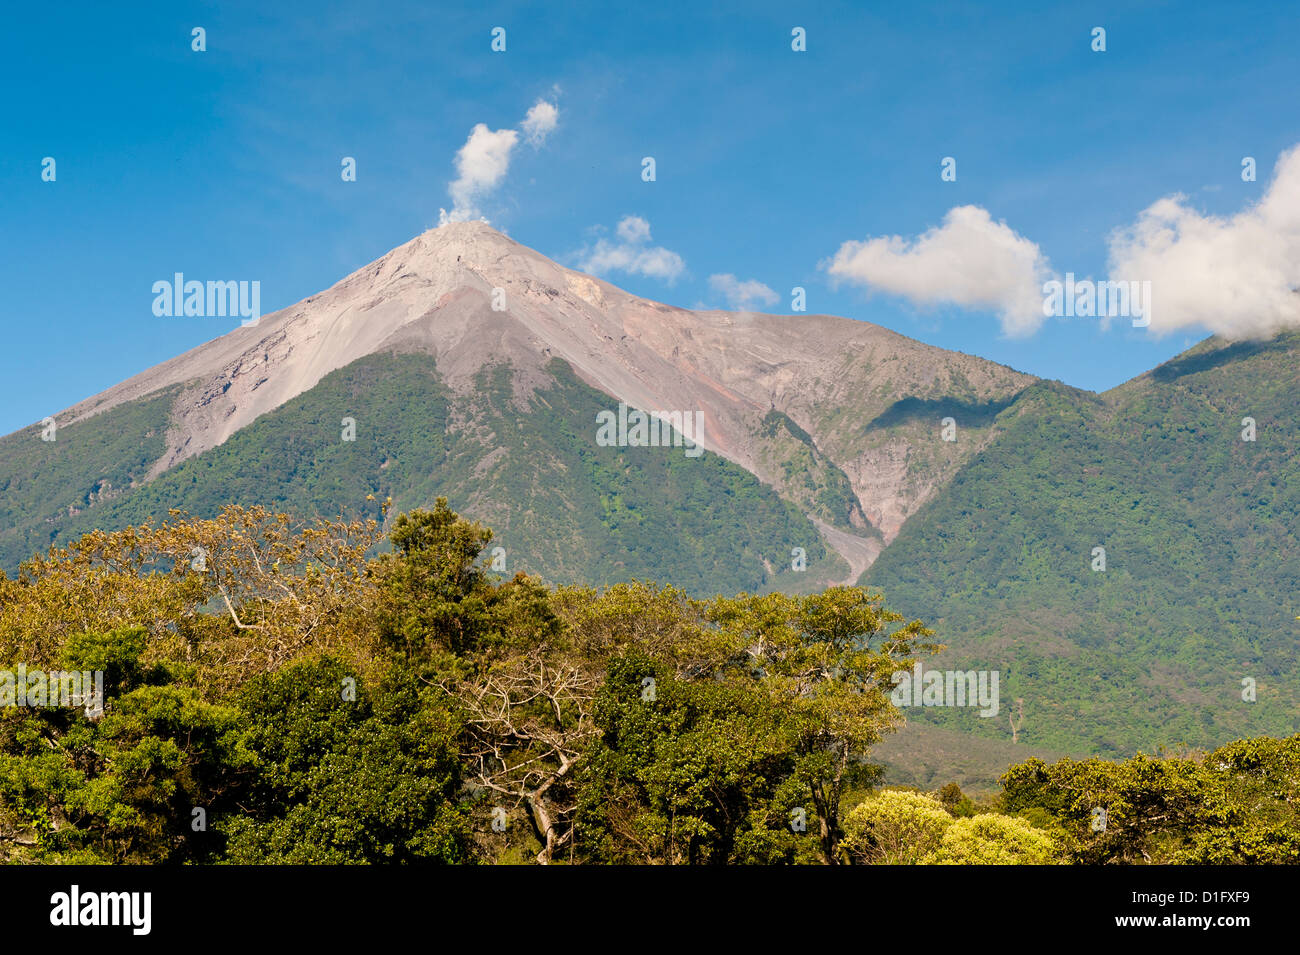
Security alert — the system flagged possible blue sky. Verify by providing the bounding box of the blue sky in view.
[3,0,1299,436]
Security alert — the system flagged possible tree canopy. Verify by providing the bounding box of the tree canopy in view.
[1,500,1293,865]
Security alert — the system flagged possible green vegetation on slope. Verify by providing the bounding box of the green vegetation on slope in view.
[755,409,873,532]
[2,353,844,595]
[0,388,179,569]
[863,334,1300,756]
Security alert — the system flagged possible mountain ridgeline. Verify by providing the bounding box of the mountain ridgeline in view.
[0,221,1028,591]
[863,333,1300,757]
[2,222,1297,776]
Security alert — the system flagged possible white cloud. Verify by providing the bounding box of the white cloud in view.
[1107,144,1300,339]
[439,97,561,223]
[443,124,519,223]
[521,99,559,147]
[823,205,1052,337]
[577,215,686,283]
[617,215,652,243]
[709,273,779,311]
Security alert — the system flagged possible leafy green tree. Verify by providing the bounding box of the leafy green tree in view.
[1175,736,1300,864]
[1000,752,1225,864]
[374,498,561,663]
[0,628,248,863]
[999,739,1300,864]
[708,587,939,863]
[376,500,494,657]
[937,781,977,817]
[576,651,799,865]
[217,656,469,864]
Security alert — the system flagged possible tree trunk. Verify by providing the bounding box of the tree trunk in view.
[528,794,558,864]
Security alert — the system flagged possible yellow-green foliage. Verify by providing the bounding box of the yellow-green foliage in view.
[842,790,953,863]
[842,789,1057,865]
[927,813,1058,865]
